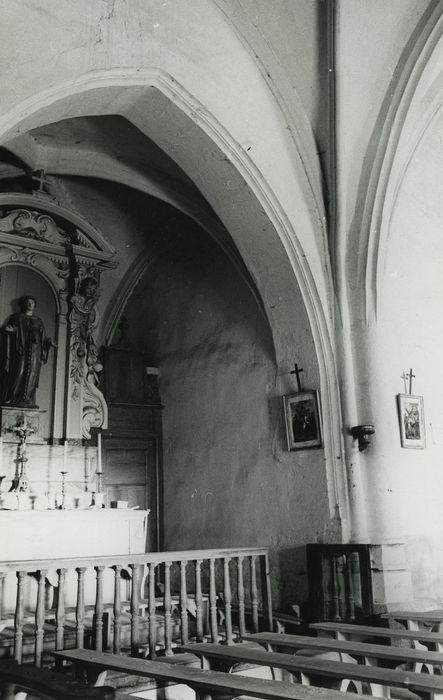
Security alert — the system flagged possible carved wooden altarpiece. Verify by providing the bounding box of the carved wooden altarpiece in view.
[0,193,117,440]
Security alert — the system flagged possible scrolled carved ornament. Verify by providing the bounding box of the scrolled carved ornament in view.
[69,270,108,439]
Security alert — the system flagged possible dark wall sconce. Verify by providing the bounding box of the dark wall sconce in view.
[351,424,375,452]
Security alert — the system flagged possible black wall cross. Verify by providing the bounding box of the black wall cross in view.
[290,363,304,392]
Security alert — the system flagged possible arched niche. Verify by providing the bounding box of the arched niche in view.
[0,193,117,440]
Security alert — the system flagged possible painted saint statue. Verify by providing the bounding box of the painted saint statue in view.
[0,295,56,408]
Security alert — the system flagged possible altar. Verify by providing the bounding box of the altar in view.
[0,508,149,561]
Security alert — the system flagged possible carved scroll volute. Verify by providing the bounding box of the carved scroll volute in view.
[69,273,108,439]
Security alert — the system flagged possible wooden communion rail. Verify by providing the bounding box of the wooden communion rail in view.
[0,546,272,667]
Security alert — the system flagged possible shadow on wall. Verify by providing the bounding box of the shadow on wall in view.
[276,546,309,613]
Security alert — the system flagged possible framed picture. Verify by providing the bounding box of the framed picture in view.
[283,390,323,450]
[397,394,426,449]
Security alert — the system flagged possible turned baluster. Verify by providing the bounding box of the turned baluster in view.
[180,560,188,645]
[130,563,140,656]
[237,556,246,640]
[331,554,341,620]
[14,571,26,663]
[321,553,330,619]
[55,568,66,651]
[223,558,233,644]
[195,559,204,642]
[94,566,105,652]
[76,567,86,649]
[209,558,218,642]
[163,561,173,656]
[35,569,47,667]
[113,565,122,654]
[250,555,259,633]
[148,562,157,658]
[345,553,356,620]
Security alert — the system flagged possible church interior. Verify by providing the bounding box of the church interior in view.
[1,0,443,697]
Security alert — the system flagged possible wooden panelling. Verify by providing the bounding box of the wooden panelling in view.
[107,404,156,436]
[104,438,159,552]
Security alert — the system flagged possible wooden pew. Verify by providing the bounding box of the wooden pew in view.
[381,611,443,630]
[52,648,377,700]
[242,631,443,671]
[0,658,117,699]
[310,621,443,650]
[180,641,443,698]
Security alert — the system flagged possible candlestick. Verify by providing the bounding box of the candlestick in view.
[0,435,3,475]
[60,470,68,510]
[97,432,102,474]
[63,439,68,472]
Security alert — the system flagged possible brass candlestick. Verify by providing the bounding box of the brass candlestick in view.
[59,470,68,509]
[96,469,103,495]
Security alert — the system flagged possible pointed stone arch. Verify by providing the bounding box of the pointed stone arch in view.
[0,70,349,533]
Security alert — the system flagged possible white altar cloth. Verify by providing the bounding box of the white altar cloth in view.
[0,509,149,561]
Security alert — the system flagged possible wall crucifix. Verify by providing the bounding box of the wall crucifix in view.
[401,368,416,395]
[290,363,304,392]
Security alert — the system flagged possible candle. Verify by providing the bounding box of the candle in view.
[97,433,102,473]
[63,439,68,472]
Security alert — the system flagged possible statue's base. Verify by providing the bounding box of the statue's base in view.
[0,407,47,443]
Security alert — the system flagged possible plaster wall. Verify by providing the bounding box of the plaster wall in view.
[217,0,329,153]
[335,0,430,232]
[362,107,443,607]
[124,223,334,608]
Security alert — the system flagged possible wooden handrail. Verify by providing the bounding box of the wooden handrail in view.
[0,546,269,573]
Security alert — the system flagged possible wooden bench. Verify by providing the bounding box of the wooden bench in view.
[310,621,443,650]
[0,659,117,699]
[381,611,443,630]
[242,631,443,671]
[52,648,377,700]
[180,641,443,698]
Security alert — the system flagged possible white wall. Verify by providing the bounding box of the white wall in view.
[366,107,443,606]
